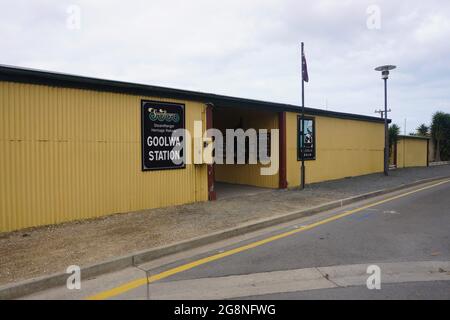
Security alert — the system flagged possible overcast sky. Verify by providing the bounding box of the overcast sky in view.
[2,0,450,132]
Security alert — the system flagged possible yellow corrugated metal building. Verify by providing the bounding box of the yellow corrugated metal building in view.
[395,135,429,168]
[0,82,208,232]
[0,65,403,232]
[286,114,384,185]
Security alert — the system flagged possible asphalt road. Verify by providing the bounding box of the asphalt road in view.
[23,179,450,300]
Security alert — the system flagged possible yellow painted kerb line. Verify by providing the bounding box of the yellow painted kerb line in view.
[87,178,450,300]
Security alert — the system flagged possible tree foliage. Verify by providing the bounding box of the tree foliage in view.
[416,124,429,136]
[388,124,400,150]
[431,112,450,161]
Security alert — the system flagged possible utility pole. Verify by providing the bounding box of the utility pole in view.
[375,108,391,119]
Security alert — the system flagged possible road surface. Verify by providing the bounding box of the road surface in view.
[23,179,450,300]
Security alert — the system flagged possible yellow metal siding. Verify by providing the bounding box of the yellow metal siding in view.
[286,113,384,186]
[214,108,279,188]
[396,138,428,168]
[0,82,207,232]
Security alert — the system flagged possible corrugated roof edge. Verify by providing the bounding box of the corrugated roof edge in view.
[0,64,388,123]
[398,135,430,140]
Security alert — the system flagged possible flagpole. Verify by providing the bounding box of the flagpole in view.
[300,42,306,190]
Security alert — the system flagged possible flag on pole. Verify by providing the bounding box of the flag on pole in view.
[302,50,309,83]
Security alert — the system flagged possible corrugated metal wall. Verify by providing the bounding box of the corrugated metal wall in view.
[286,113,385,185]
[0,82,208,232]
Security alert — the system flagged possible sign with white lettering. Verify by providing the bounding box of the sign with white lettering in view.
[141,100,185,171]
[297,116,316,161]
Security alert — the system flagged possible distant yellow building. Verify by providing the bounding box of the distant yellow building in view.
[1,65,389,232]
[393,135,430,168]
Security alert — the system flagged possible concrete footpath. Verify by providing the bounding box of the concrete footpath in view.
[1,165,450,297]
[121,261,450,300]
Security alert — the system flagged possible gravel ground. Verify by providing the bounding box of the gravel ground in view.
[1,165,449,286]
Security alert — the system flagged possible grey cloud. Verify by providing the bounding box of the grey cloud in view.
[1,0,449,131]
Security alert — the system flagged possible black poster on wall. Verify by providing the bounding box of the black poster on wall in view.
[141,100,185,171]
[297,116,316,161]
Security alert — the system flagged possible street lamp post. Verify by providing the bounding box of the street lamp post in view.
[375,65,396,176]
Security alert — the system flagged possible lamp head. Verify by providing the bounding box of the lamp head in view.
[375,65,396,80]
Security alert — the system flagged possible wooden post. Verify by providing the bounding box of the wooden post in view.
[279,112,288,188]
[206,104,216,200]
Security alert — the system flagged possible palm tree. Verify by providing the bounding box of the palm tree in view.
[388,124,400,163]
[416,124,429,136]
[431,112,450,162]
[388,124,400,150]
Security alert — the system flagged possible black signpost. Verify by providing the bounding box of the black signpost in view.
[141,100,185,171]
